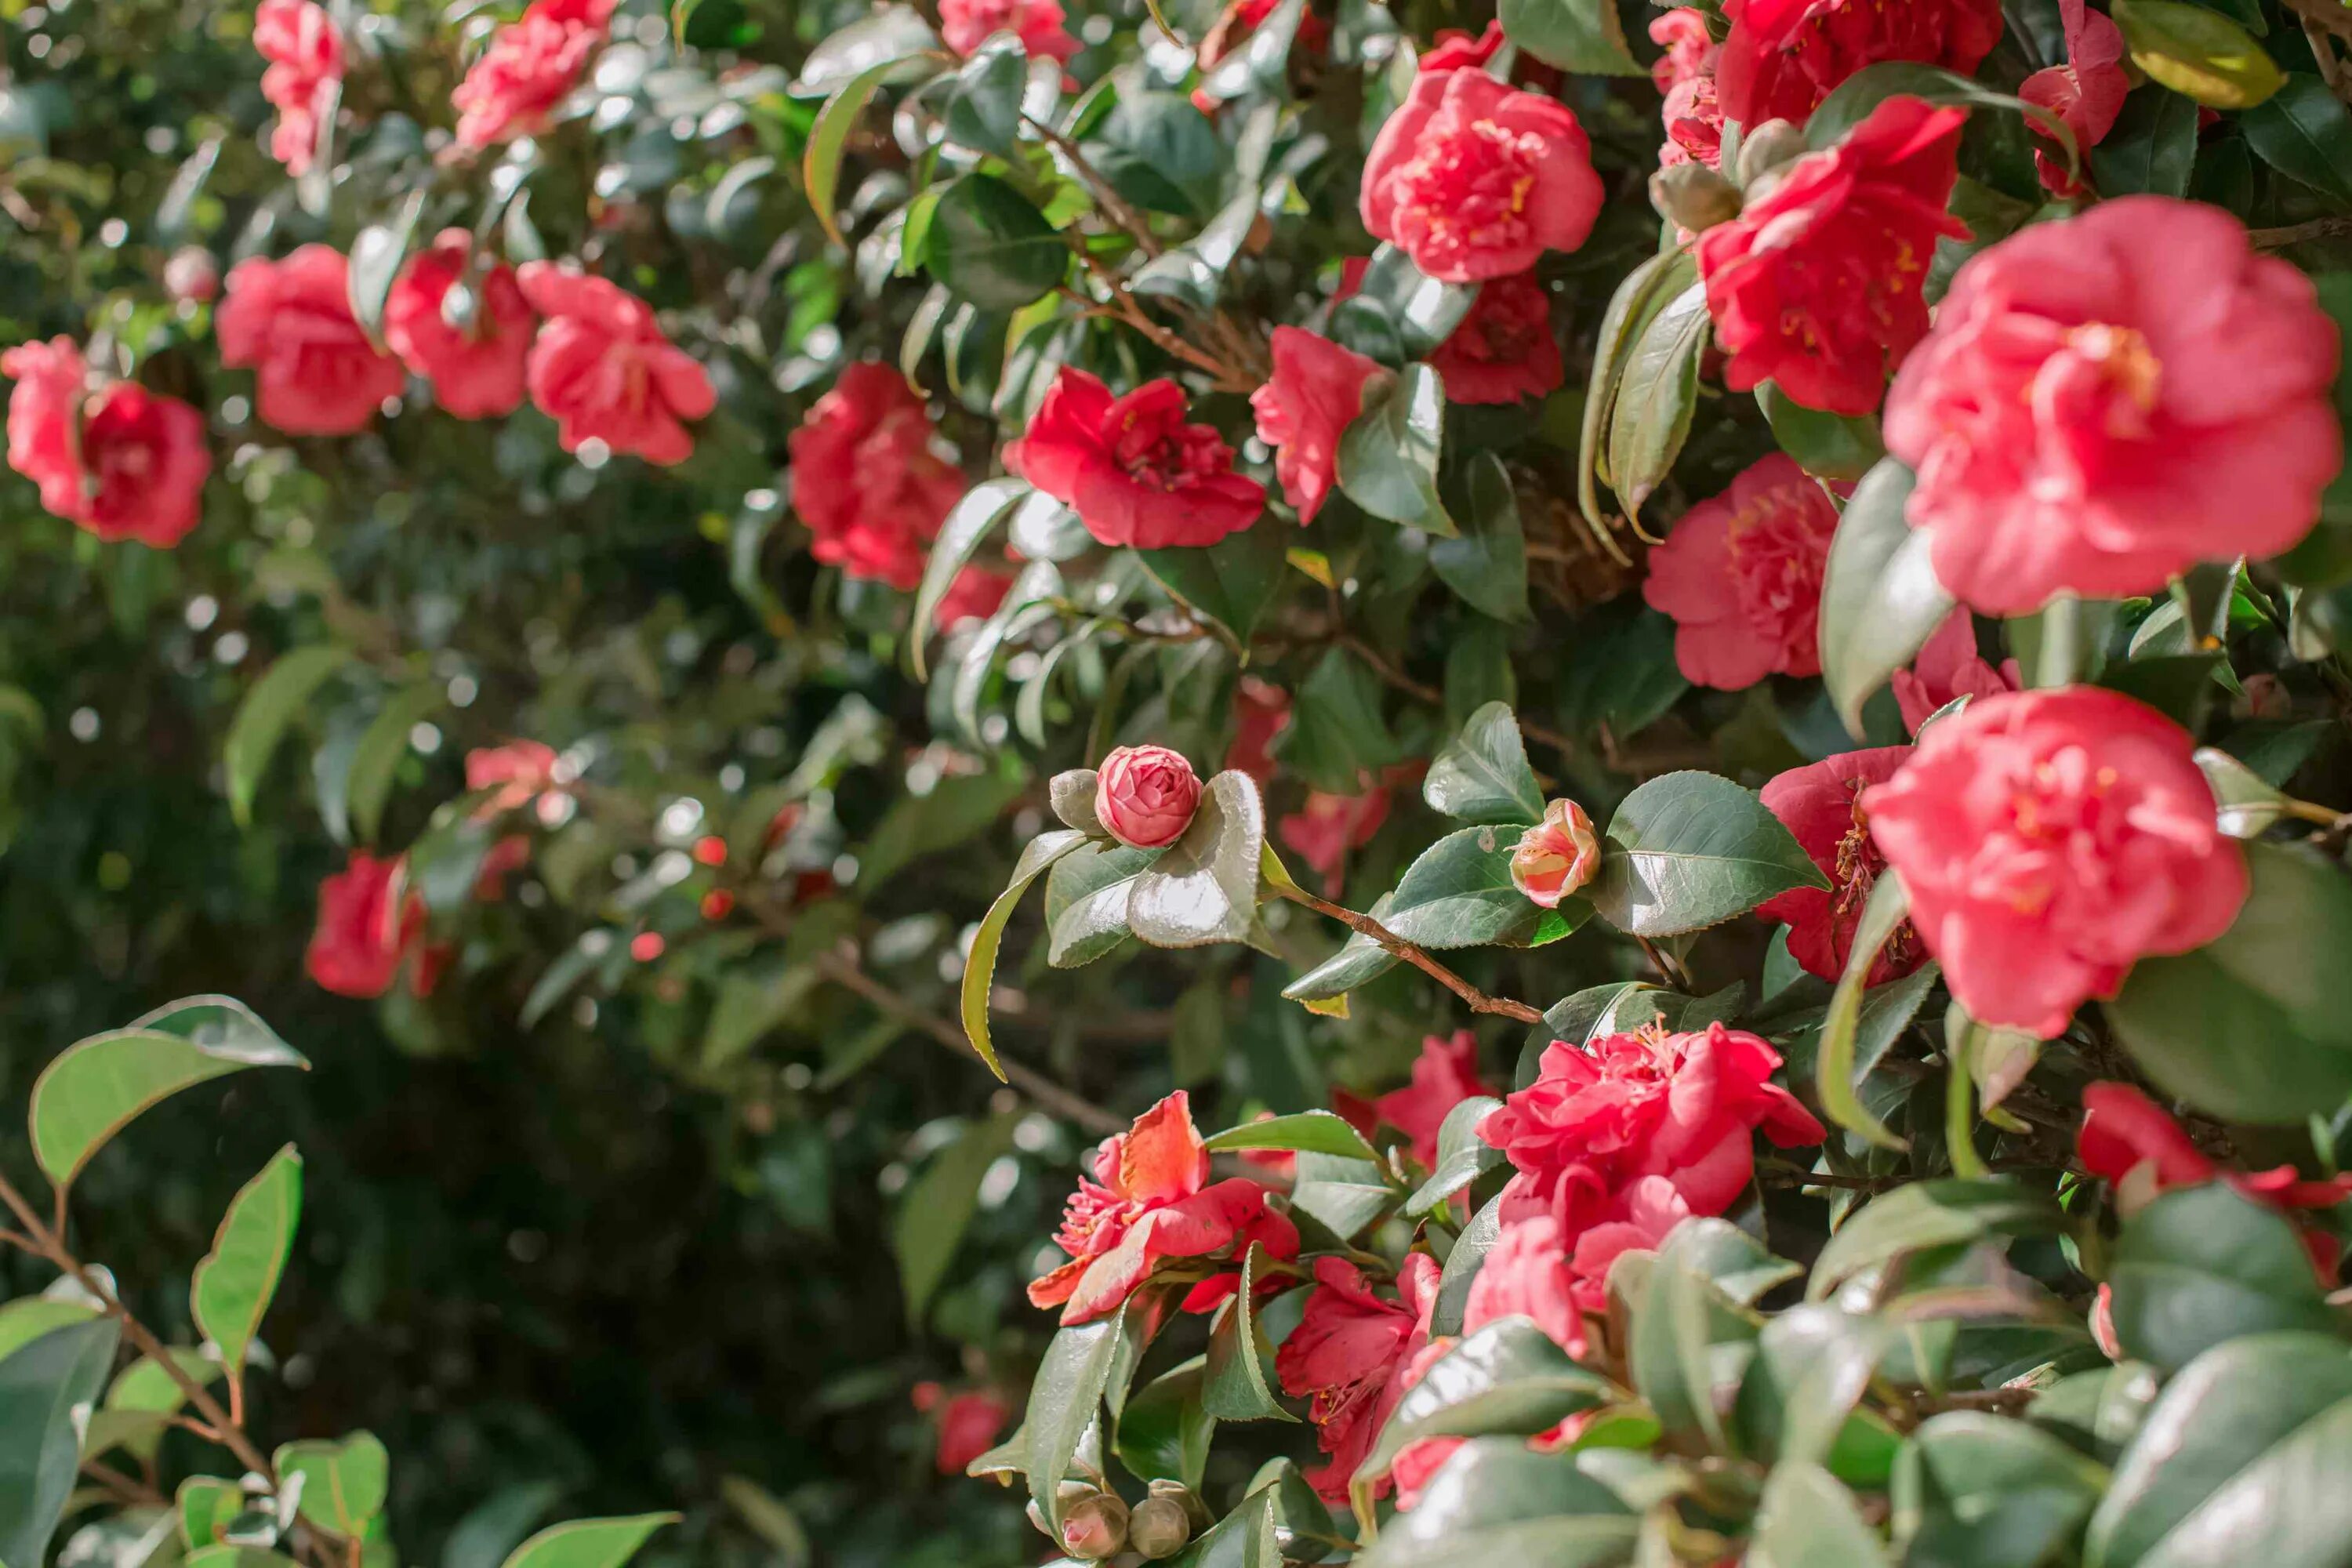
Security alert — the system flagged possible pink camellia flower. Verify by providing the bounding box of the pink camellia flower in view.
[1697,96,1968,417]
[1642,452,1838,690]
[1028,1091,1298,1324]
[1225,677,1291,785]
[1717,0,2004,129]
[939,0,1081,60]
[1891,609,2020,735]
[1006,369,1265,550]
[516,263,714,466]
[252,0,343,176]
[1651,8,1717,92]
[1757,747,1923,985]
[1251,327,1383,524]
[1429,272,1562,405]
[306,851,436,999]
[2,339,212,547]
[910,1383,1011,1475]
[935,565,1014,630]
[1481,1022,1825,1231]
[1359,69,1602,284]
[219,247,408,436]
[1510,798,1602,909]
[164,248,220,306]
[1094,745,1203,849]
[2020,0,2127,197]
[383,231,535,420]
[787,361,966,589]
[1461,1214,1583,1352]
[1365,1030,1495,1171]
[1885,198,2343,615]
[2078,1082,2352,1214]
[1863,688,2249,1038]
[467,739,561,815]
[1276,1253,1440,1502]
[1421,19,1503,72]
[1280,786,1390,894]
[452,0,617,151]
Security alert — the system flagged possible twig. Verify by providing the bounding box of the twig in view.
[1271,883,1544,1025]
[1022,114,1164,258]
[1634,935,1695,993]
[2250,215,2352,249]
[1334,633,1581,761]
[78,1461,169,1512]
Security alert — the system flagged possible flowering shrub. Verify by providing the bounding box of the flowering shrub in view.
[9,0,2352,1563]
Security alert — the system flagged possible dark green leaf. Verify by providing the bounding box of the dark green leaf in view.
[1338,365,1454,534]
[893,1110,1020,1326]
[1736,1305,1888,1469]
[1025,1310,1131,1528]
[1404,1096,1506,1217]
[910,477,1029,680]
[1810,876,1915,1151]
[1892,1412,2107,1568]
[1430,454,1530,620]
[1044,840,1160,968]
[1385,826,1581,950]
[1203,1244,1295,1423]
[1579,249,1697,532]
[1495,0,1644,74]
[347,190,426,343]
[1280,893,1403,1004]
[2241,74,2352,203]
[2106,1183,2342,1374]
[1587,771,1827,938]
[0,1318,124,1568]
[1139,526,1291,641]
[226,645,351,828]
[1423,701,1543,826]
[1116,1359,1214,1489]
[1605,281,1708,524]
[1273,648,1404,794]
[942,34,1024,155]
[1759,383,1886,483]
[1357,1439,1638,1568]
[1127,771,1265,949]
[1817,459,1952,739]
[960,830,1091,1079]
[924,176,1068,311]
[1809,1179,2067,1301]
[1353,1321,1612,1501]
[2090,83,2202,197]
[347,681,444,844]
[1749,1462,1889,1568]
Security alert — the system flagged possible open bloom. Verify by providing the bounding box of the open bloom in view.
[1028,1092,1297,1324]
[1718,0,2003,128]
[1251,328,1383,524]
[1642,452,1838,690]
[1651,8,1717,92]
[1281,786,1390,894]
[1864,688,2248,1038]
[1359,69,1602,283]
[452,0,616,150]
[1225,677,1291,784]
[1757,747,1922,984]
[1511,799,1602,909]
[253,0,343,175]
[517,263,714,465]
[911,1383,1011,1475]
[307,851,440,999]
[1006,369,1264,550]
[2020,0,2128,197]
[1697,96,1968,416]
[1892,610,2020,735]
[939,0,1080,60]
[1277,1254,1440,1501]
[2079,1082,2352,1214]
[467,739,561,815]
[1095,745,1202,849]
[1348,1030,1494,1171]
[2,339,212,547]
[1652,9,1724,172]
[1885,198,2343,615]
[383,231,535,419]
[220,246,407,436]
[788,362,965,589]
[1430,272,1562,405]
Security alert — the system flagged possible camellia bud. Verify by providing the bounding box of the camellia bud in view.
[1735,118,1809,191]
[1049,768,1107,836]
[1649,161,1742,235]
[1094,745,1203,850]
[1127,1496,1192,1559]
[1510,798,1602,909]
[1059,1491,1130,1562]
[1148,1479,1216,1534]
[163,246,220,305]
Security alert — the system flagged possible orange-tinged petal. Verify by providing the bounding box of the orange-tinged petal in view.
[1118,1091,1207,1205]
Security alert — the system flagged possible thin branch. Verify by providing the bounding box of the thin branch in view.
[2250,214,2352,249]
[1271,883,1545,1025]
[1022,113,1164,258]
[78,1460,169,1512]
[1334,633,1582,763]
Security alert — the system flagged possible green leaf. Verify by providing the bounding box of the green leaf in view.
[1197,0,1303,100]
[1139,526,1291,641]
[1404,1096,1507,1217]
[2090,83,2203,197]
[1809,1180,2068,1302]
[192,1145,302,1383]
[0,1318,123,1568]
[1203,1244,1295,1423]
[1127,771,1265,949]
[942,34,1024,154]
[1423,701,1543,826]
[1290,1150,1399,1243]
[1605,281,1708,524]
[1356,1439,1637,1568]
[1385,826,1581,950]
[1203,1110,1377,1162]
[794,5,938,92]
[2241,74,2352,203]
[1494,0,1643,74]
[1280,892,1404,1004]
[1748,1462,1889,1568]
[1116,1358,1214,1488]
[496,1515,679,1568]
[2111,0,2285,108]
[1631,1220,1794,1451]
[1892,1412,2107,1568]
[1812,875,1915,1151]
[2105,1183,2341,1374]
[1273,648,1404,794]
[805,53,934,245]
[30,996,307,1192]
[2196,745,2293,837]
[1817,459,1951,738]
[1352,1320,1611,1504]
[1334,245,1477,362]
[1026,1308,1133,1529]
[910,477,1029,680]
[276,1431,389,1536]
[924,176,1068,311]
[1430,454,1529,620]
[1759,383,1886,483]
[1431,1193,1504,1338]
[226,645,351,828]
[1736,1305,1888,1470]
[347,682,443,844]
[347,191,426,343]
[178,1476,242,1550]
[1588,771,1827,939]
[960,829,1091,1079]
[894,1110,1020,1327]
[2107,841,2352,1124]
[0,1301,98,1364]
[1338,364,1453,534]
[2086,1331,2352,1568]
[1579,249,1697,533]
[1044,840,1160,968]
[1805,61,2078,162]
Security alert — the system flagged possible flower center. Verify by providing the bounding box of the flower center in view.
[1396,118,1544,267]
[1723,488,1833,648]
[1114,412,1228,492]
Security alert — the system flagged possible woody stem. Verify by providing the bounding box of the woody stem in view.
[1271,884,1544,1025]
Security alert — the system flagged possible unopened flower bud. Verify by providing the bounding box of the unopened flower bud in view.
[1735,118,1809,191]
[1050,768,1107,836]
[1094,746,1201,849]
[1510,798,1602,909]
[164,246,220,305]
[1060,1491,1129,1561]
[1149,1479,1215,1534]
[1127,1497,1192,1559]
[1650,162,1741,235]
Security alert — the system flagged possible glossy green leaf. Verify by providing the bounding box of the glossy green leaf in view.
[1025,1309,1130,1530]
[1748,1461,1889,1568]
[2111,0,2285,108]
[1289,1150,1399,1243]
[1805,61,2077,165]
[192,1145,302,1381]
[910,477,1029,680]
[1044,840,1160,968]
[924,176,1068,311]
[1587,771,1826,939]
[1430,452,1530,620]
[1352,1320,1612,1502]
[1605,281,1708,524]
[226,645,351,828]
[1203,1110,1377,1162]
[2241,73,2352,203]
[1127,771,1265,949]
[1385,826,1582,950]
[1280,892,1404,1004]
[793,5,938,93]
[1817,459,1951,738]
[496,1514,679,1568]
[942,34,1024,154]
[1403,1095,1506,1217]
[1759,383,1886,483]
[1579,249,1696,532]
[1139,526,1291,641]
[1809,1179,2068,1301]
[1423,701,1542,826]
[1811,875,1915,1151]
[1116,1358,1214,1489]
[2197,745,2293,837]
[277,1431,389,1536]
[1203,1243,1295,1423]
[1631,1220,1794,1451]
[1494,0,1643,73]
[1274,647,1404,794]
[2105,1183,2341,1374]
[893,1110,1019,1327]
[1736,1304,1887,1469]
[2091,83,2202,197]
[1338,364,1454,534]
[347,190,426,343]
[1431,1193,1505,1338]
[960,829,1091,1079]
[1892,1412,2107,1568]
[0,1318,122,1568]
[1357,1439,1637,1568]
[178,1476,241,1550]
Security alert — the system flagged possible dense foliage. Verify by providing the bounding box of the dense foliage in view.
[9,0,2352,1564]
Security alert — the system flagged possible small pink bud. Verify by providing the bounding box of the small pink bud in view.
[164,246,219,305]
[1094,746,1203,850]
[1060,1492,1129,1561]
[1510,798,1602,908]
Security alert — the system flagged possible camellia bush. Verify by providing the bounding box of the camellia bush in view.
[10,0,2352,1562]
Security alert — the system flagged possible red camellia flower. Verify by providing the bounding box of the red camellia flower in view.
[1429,272,1562,405]
[1652,9,1725,172]
[1510,798,1602,909]
[1642,452,1838,690]
[1028,1091,1298,1324]
[1696,96,1968,417]
[1480,1022,1825,1231]
[306,851,437,1000]
[1864,688,2249,1038]
[1276,1253,1440,1501]
[2079,1082,2352,1214]
[452,0,617,151]
[2,339,212,547]
[1421,19,1503,72]
[787,362,966,589]
[1891,609,2020,735]
[1359,1029,1494,1171]
[1005,368,1265,550]
[1251,327,1383,524]
[939,0,1080,60]
[467,739,561,815]
[2020,0,2128,197]
[1461,1213,1584,1352]
[253,0,343,176]
[910,1383,1011,1475]
[1717,0,2003,129]
[1651,8,1716,92]
[1280,786,1390,893]
[1757,747,1922,985]
[935,565,1014,630]
[1094,745,1203,849]
[1225,676,1291,784]
[383,231,535,420]
[219,246,408,436]
[1359,69,1602,284]
[1885,198,2343,615]
[516,263,715,466]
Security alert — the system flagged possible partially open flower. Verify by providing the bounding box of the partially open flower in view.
[1059,1492,1129,1561]
[1095,746,1203,850]
[1510,799,1602,909]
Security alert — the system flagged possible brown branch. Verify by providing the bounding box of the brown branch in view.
[1271,883,1545,1025]
[1022,114,1163,258]
[2251,215,2352,249]
[78,1460,169,1512]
